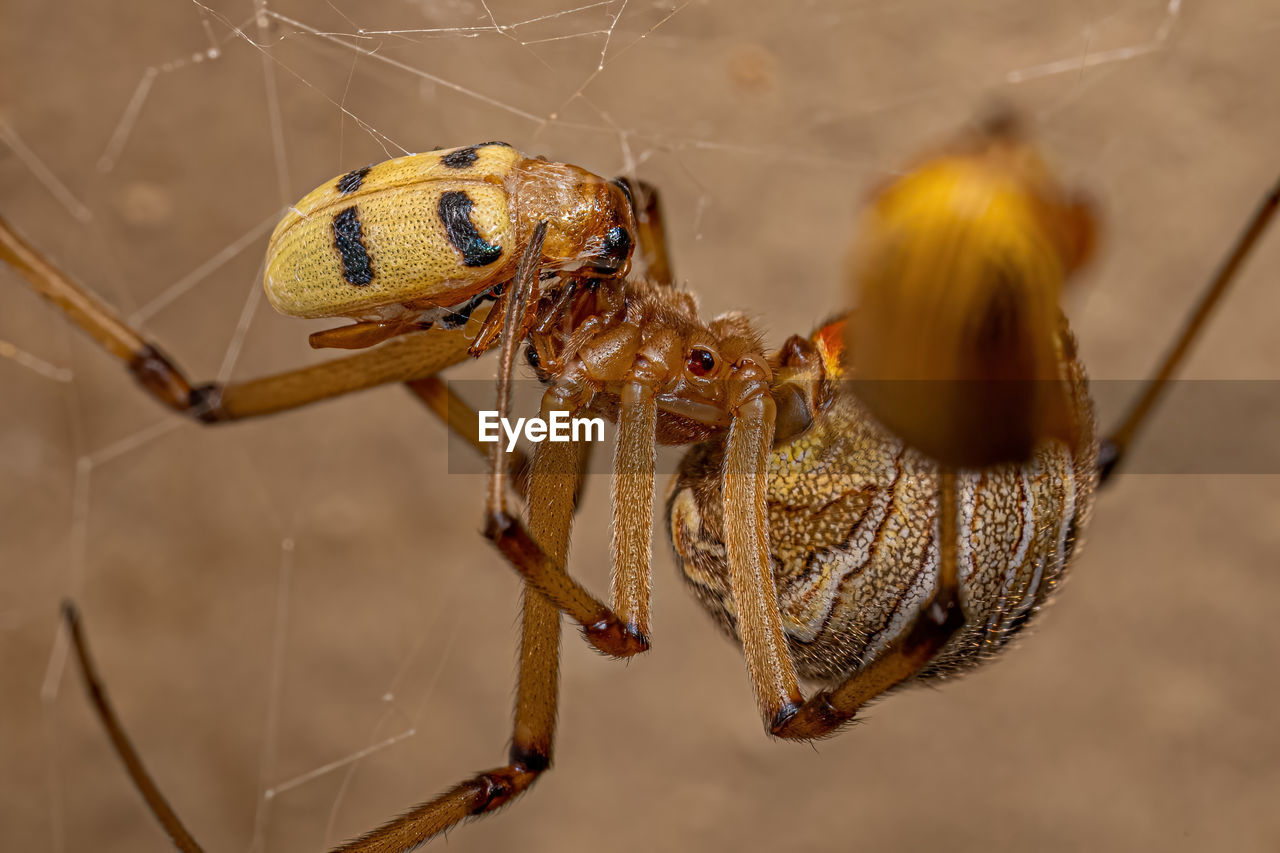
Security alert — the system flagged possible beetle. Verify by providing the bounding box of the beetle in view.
[265,141,637,351]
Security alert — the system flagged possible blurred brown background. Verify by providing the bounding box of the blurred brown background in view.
[2,1,1279,850]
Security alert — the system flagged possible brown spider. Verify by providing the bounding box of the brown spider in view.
[2,120,1275,851]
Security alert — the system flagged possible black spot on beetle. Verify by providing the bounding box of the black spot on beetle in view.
[438,191,503,267]
[332,207,374,285]
[441,147,480,169]
[336,165,372,195]
[441,141,512,169]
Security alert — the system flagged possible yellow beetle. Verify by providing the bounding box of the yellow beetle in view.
[264,141,637,349]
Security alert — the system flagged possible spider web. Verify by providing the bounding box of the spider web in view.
[3,1,1280,851]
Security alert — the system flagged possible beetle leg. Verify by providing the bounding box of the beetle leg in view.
[531,278,578,337]
[307,317,426,349]
[486,222,545,517]
[466,283,508,357]
[466,271,553,359]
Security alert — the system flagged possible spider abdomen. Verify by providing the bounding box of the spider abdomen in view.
[667,331,1098,686]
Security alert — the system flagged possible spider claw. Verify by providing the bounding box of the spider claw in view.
[582,619,649,658]
[770,695,853,741]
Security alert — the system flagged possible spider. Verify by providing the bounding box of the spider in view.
[3,120,1275,851]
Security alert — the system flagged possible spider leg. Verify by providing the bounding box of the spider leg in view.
[336,434,577,851]
[1099,175,1279,483]
[337,586,561,852]
[490,377,657,654]
[61,603,205,853]
[405,376,534,502]
[0,213,541,490]
[720,394,805,727]
[609,381,658,639]
[771,469,966,740]
[761,178,1280,738]
[601,179,676,636]
[717,387,967,739]
[479,221,646,658]
[623,178,673,287]
[61,436,579,852]
[210,333,474,421]
[407,373,597,510]
[0,213,475,423]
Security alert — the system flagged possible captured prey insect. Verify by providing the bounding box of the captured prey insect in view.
[264,140,638,352]
[4,121,1276,850]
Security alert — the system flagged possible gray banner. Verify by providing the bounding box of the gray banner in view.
[438,379,1280,476]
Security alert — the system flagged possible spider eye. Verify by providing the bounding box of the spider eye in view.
[687,348,717,377]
